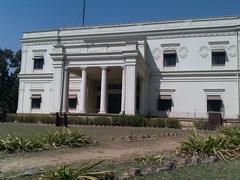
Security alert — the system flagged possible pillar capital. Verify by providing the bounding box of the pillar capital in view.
[81,66,87,70]
[100,66,108,69]
[121,65,126,69]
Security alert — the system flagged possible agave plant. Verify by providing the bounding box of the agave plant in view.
[0,128,94,153]
[0,134,44,153]
[41,160,115,180]
[135,154,165,166]
[176,126,240,160]
[45,128,93,148]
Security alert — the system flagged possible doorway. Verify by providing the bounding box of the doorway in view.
[108,94,121,113]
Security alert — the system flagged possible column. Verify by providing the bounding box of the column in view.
[62,68,69,113]
[52,65,64,112]
[99,66,108,114]
[139,79,145,115]
[125,65,136,115]
[120,66,126,114]
[79,67,87,113]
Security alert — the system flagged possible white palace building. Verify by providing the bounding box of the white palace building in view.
[17,16,240,120]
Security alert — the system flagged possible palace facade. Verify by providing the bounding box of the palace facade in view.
[17,16,240,119]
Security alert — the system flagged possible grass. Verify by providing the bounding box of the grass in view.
[139,160,240,180]
[0,122,186,141]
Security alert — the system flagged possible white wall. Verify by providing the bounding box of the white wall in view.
[147,35,237,72]
[146,35,239,119]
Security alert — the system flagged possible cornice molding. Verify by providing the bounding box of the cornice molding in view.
[18,73,53,79]
[21,17,240,45]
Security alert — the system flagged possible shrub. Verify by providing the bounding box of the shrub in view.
[41,160,114,180]
[165,118,181,129]
[149,118,166,128]
[45,128,93,148]
[135,154,165,166]
[176,126,240,160]
[193,120,210,130]
[91,116,111,126]
[4,114,182,129]
[0,135,44,153]
[0,128,93,153]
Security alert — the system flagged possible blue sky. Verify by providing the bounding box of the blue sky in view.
[0,0,239,50]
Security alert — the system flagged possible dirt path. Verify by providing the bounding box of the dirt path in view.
[0,137,181,173]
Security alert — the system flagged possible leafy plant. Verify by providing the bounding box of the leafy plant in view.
[193,120,210,130]
[135,154,165,166]
[45,128,93,148]
[176,126,240,160]
[149,118,166,128]
[165,119,181,129]
[0,134,44,153]
[0,128,93,153]
[41,160,115,180]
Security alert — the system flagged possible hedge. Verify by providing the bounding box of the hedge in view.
[4,114,181,129]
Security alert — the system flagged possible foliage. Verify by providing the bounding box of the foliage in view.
[193,120,210,130]
[0,49,21,113]
[45,128,92,148]
[135,154,165,166]
[0,128,92,153]
[176,126,240,160]
[41,160,115,180]
[5,114,182,129]
[165,118,181,129]
[148,118,166,128]
[0,134,44,153]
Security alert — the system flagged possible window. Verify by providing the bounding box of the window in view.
[31,94,41,109]
[163,53,177,67]
[157,95,172,111]
[33,56,44,70]
[212,52,225,66]
[207,95,223,112]
[68,95,77,109]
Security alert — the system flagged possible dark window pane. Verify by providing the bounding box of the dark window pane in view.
[207,100,222,112]
[212,52,225,65]
[164,54,177,67]
[157,99,172,111]
[68,99,77,109]
[96,95,100,109]
[34,58,44,69]
[31,98,41,109]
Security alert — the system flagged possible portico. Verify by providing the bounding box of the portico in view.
[50,41,148,115]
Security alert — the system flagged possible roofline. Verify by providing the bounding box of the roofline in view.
[23,15,240,34]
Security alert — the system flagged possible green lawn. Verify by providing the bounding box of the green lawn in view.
[0,122,187,141]
[2,122,231,180]
[139,160,240,180]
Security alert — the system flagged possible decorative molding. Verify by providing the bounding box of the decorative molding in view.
[178,46,188,59]
[160,89,176,92]
[152,48,161,60]
[199,46,210,58]
[203,89,225,92]
[161,43,180,47]
[208,41,229,45]
[228,45,237,57]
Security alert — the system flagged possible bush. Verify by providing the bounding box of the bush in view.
[4,114,181,129]
[176,126,240,160]
[91,116,111,126]
[165,118,181,129]
[0,135,44,153]
[45,128,92,148]
[41,160,114,180]
[149,118,166,128]
[0,128,93,153]
[6,114,55,124]
[193,120,210,130]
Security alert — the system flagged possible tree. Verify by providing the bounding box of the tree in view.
[0,49,21,113]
